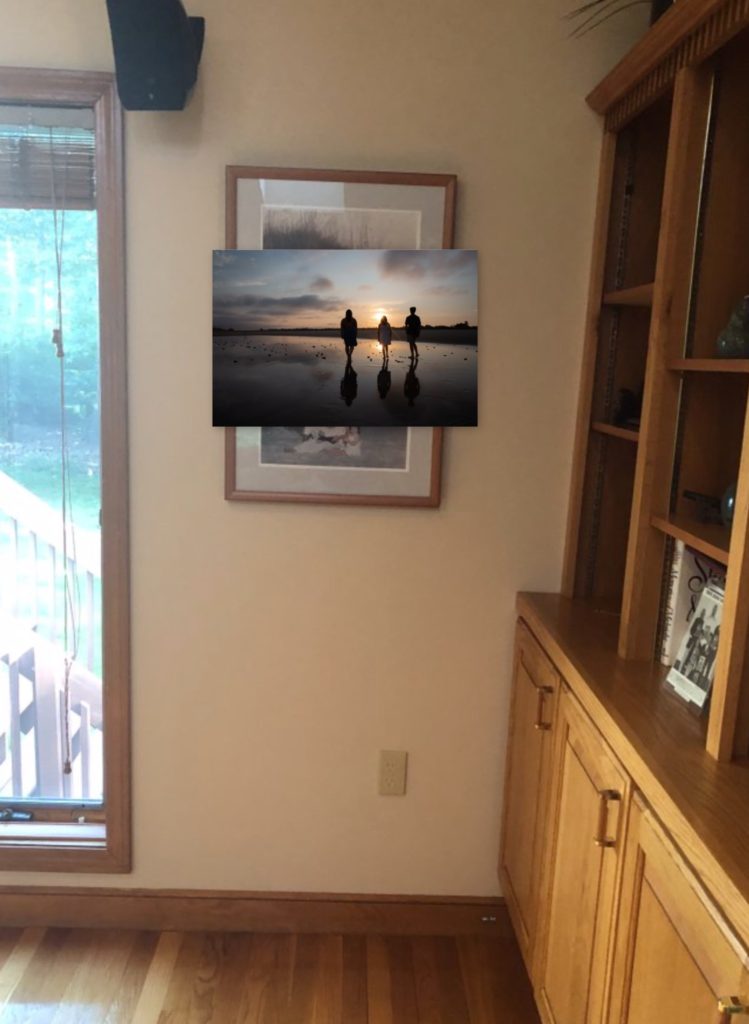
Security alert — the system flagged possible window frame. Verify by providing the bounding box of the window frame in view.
[0,67,130,872]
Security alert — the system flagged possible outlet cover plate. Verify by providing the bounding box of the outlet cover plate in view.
[379,750,408,796]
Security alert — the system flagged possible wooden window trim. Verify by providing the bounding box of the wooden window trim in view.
[0,68,130,872]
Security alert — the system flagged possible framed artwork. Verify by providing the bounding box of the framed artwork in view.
[223,166,456,506]
[225,425,442,506]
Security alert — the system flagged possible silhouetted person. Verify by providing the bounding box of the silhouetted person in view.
[405,305,421,357]
[377,366,392,399]
[340,361,358,406]
[404,359,420,406]
[340,309,358,358]
[377,315,392,360]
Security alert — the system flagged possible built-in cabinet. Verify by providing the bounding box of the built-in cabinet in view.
[502,3,749,1019]
[500,613,749,1024]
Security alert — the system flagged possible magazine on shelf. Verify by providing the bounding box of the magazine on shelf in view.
[659,539,726,667]
[666,582,724,709]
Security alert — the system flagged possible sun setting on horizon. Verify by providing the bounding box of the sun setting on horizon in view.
[213,250,478,332]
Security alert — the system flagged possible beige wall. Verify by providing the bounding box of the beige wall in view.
[1,0,644,894]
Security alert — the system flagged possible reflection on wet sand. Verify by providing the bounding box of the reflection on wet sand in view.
[404,357,420,407]
[213,332,476,427]
[340,360,358,407]
[377,365,392,400]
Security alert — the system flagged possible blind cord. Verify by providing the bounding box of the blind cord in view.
[49,126,79,778]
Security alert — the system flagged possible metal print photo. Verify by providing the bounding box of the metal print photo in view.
[213,248,478,427]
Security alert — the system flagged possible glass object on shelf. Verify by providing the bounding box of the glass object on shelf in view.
[612,387,642,429]
[721,481,737,526]
[715,295,749,358]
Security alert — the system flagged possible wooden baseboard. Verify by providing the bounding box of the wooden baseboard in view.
[0,886,508,936]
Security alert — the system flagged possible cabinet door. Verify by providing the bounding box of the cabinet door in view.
[499,621,560,976]
[536,688,630,1024]
[608,794,749,1024]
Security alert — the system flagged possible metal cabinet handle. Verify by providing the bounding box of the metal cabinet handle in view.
[594,789,621,848]
[534,686,554,731]
[718,997,749,1017]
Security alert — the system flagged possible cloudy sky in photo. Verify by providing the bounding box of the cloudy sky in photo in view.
[212,249,478,330]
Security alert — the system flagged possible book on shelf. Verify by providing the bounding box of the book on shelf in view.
[666,582,724,709]
[658,539,726,667]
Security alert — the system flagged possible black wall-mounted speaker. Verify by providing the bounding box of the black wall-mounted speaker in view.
[105,0,205,111]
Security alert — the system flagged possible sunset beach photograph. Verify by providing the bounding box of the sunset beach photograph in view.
[212,249,478,427]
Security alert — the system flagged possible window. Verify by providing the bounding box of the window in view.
[0,69,129,871]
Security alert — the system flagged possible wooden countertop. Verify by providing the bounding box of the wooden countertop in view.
[517,591,749,950]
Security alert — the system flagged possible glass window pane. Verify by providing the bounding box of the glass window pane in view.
[0,131,103,802]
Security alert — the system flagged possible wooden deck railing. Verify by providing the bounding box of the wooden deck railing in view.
[0,618,102,800]
[0,469,100,671]
[0,471,102,801]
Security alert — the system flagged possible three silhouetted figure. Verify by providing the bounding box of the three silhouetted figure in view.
[338,306,422,407]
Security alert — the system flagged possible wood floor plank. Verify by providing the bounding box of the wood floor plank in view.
[283,934,320,1024]
[311,934,342,1024]
[186,933,231,1023]
[195,932,254,1024]
[1,928,91,1024]
[0,924,538,1023]
[103,932,160,1024]
[484,936,539,1024]
[269,934,296,1021]
[255,934,293,1024]
[411,937,445,1024]
[0,933,23,976]
[234,933,285,1024]
[457,935,539,1024]
[0,928,43,1009]
[130,930,183,1024]
[458,936,500,1024]
[155,931,218,1023]
[49,929,138,1024]
[434,937,471,1024]
[341,936,368,1024]
[384,938,418,1024]
[365,936,393,1024]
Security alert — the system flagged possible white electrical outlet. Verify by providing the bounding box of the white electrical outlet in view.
[379,750,408,796]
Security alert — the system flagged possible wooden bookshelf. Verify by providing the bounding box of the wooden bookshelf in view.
[563,10,749,763]
[591,422,639,442]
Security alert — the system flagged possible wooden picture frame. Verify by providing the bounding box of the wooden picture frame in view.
[225,426,443,507]
[223,166,456,508]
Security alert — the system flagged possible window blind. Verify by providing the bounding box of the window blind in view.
[0,107,96,211]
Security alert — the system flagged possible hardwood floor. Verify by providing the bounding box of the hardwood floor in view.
[0,926,538,1022]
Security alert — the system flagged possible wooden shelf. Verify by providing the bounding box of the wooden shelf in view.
[669,358,749,373]
[602,284,654,307]
[651,514,730,565]
[591,422,639,442]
